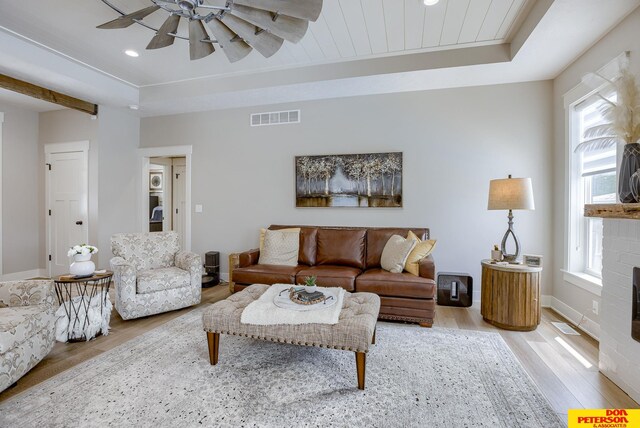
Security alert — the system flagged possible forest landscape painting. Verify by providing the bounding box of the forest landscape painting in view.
[295,152,402,208]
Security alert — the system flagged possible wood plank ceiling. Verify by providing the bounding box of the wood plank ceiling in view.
[0,0,532,86]
[284,0,529,63]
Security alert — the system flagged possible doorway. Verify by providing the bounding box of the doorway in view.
[139,146,192,251]
[147,156,187,250]
[45,141,89,277]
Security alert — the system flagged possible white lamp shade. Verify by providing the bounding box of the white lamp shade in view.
[487,177,535,210]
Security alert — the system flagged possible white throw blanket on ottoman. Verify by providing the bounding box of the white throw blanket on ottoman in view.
[55,291,112,342]
[241,284,345,325]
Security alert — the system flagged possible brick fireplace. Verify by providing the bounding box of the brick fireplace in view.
[587,204,640,404]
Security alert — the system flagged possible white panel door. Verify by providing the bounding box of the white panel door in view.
[47,150,88,276]
[172,164,186,251]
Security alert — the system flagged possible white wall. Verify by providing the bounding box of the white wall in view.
[600,219,640,403]
[39,106,139,269]
[141,81,554,295]
[96,106,140,258]
[552,7,640,332]
[0,103,41,274]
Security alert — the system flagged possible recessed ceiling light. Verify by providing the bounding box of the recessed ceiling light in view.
[423,0,440,5]
[124,49,139,57]
[128,104,139,110]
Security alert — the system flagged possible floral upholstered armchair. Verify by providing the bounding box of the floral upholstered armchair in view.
[0,280,56,392]
[110,232,202,320]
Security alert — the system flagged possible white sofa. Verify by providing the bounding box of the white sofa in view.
[0,280,56,392]
[110,232,202,320]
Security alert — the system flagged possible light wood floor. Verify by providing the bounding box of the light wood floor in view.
[1,285,638,423]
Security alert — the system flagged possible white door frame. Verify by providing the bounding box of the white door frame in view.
[0,112,4,276]
[138,145,193,251]
[45,141,90,277]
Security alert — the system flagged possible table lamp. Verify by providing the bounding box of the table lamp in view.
[487,175,535,263]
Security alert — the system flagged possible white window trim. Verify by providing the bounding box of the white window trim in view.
[562,52,628,287]
[562,270,602,296]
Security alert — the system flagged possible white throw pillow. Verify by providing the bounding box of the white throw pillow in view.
[380,235,417,273]
[258,229,300,266]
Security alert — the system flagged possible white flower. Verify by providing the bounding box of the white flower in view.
[68,244,98,257]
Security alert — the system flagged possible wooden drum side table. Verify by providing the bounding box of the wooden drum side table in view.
[53,272,113,342]
[480,260,542,331]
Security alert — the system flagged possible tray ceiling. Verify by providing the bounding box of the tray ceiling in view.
[1,0,638,116]
[0,0,532,87]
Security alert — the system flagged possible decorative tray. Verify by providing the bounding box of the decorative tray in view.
[273,287,337,311]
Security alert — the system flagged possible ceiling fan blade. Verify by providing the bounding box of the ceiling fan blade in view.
[97,5,160,29]
[189,19,215,60]
[219,14,284,58]
[147,15,181,50]
[234,0,323,21]
[206,19,253,63]
[231,4,308,43]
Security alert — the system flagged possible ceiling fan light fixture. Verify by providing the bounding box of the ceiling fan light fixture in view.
[423,0,440,5]
[97,0,323,62]
[178,0,199,12]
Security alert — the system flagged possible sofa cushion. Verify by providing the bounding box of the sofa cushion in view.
[233,265,303,285]
[258,229,300,266]
[366,228,428,269]
[0,305,55,354]
[355,268,436,299]
[270,226,318,266]
[296,266,361,291]
[316,229,366,269]
[380,235,417,273]
[137,267,191,294]
[404,231,437,276]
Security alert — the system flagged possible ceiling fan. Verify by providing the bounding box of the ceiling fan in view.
[96,0,323,62]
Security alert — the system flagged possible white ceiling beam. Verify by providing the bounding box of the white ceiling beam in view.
[509,0,554,59]
[141,43,510,105]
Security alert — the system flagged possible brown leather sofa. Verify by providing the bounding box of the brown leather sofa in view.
[229,225,436,327]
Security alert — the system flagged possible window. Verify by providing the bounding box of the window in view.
[569,93,616,279]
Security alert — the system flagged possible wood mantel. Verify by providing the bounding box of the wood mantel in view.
[585,203,640,219]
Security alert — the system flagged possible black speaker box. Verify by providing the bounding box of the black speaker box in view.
[202,251,220,287]
[437,272,473,307]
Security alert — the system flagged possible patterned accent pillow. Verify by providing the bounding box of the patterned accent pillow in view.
[380,235,417,274]
[259,227,300,252]
[404,230,437,276]
[258,229,301,266]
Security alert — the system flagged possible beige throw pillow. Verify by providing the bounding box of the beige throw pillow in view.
[404,230,437,276]
[380,235,417,274]
[259,227,299,252]
[258,229,300,266]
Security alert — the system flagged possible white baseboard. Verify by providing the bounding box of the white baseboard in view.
[221,272,229,282]
[1,268,47,281]
[541,294,552,308]
[549,296,600,341]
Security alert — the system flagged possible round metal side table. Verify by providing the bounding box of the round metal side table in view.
[53,272,113,342]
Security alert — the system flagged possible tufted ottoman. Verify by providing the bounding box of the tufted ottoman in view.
[202,284,380,390]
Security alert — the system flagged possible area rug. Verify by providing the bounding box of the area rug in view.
[0,308,563,428]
